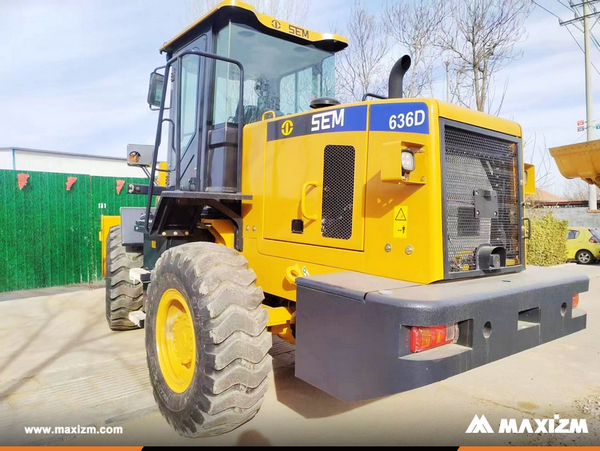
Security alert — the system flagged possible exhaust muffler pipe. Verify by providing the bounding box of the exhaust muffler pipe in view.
[388,55,412,99]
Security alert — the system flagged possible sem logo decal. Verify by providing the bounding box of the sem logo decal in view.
[281,120,294,136]
[271,19,281,29]
[267,105,367,141]
[311,109,345,132]
[288,24,309,39]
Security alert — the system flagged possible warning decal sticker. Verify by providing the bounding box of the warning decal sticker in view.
[393,206,408,238]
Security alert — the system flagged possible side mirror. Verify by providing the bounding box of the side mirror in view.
[127,144,154,167]
[147,72,164,107]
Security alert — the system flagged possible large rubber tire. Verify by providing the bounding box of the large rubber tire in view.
[146,242,271,438]
[105,225,144,330]
[576,249,594,265]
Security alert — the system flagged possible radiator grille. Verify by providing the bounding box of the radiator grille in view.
[443,125,521,273]
[321,145,355,240]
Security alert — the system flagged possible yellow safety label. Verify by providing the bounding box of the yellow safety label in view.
[393,206,408,238]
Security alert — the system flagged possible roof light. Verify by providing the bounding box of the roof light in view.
[411,323,459,353]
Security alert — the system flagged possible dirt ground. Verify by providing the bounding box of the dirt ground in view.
[0,265,599,446]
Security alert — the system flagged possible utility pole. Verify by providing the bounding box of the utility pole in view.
[560,0,599,210]
[584,0,598,210]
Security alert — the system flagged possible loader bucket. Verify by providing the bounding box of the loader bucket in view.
[549,139,600,188]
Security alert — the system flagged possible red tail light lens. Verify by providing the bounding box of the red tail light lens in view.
[590,236,598,243]
[573,293,580,309]
[410,324,459,353]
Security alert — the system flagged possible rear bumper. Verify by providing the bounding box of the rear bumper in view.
[295,266,588,401]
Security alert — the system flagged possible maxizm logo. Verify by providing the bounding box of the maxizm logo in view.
[466,414,588,434]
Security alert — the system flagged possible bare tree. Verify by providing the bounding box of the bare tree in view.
[335,1,390,103]
[563,178,596,201]
[523,134,555,192]
[185,0,308,25]
[438,0,532,113]
[383,0,445,98]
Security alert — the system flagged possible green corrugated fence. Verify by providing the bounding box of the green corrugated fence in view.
[0,169,148,293]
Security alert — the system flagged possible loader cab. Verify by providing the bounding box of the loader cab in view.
[152,1,347,194]
[137,0,347,264]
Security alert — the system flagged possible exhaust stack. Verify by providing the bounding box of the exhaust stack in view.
[388,55,412,99]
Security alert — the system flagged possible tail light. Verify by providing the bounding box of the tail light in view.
[590,236,598,243]
[411,324,459,353]
[573,293,580,309]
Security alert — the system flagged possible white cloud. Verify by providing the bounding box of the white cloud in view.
[0,0,183,156]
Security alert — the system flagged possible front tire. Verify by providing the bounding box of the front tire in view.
[105,225,144,330]
[576,249,594,265]
[146,242,271,437]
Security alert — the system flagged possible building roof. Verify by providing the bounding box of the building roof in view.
[528,189,566,203]
[0,147,126,162]
[526,189,592,208]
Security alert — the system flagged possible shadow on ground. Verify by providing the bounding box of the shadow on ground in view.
[269,337,375,419]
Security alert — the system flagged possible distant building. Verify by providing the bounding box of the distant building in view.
[0,147,146,178]
[526,189,571,206]
[527,189,600,228]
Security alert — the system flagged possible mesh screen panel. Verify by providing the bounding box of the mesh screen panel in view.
[321,145,355,240]
[444,125,520,273]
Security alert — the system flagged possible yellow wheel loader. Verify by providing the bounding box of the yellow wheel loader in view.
[102,0,588,437]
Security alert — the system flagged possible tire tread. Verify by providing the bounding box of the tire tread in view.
[147,242,271,438]
[105,225,143,330]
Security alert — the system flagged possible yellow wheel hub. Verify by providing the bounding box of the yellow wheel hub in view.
[156,288,196,393]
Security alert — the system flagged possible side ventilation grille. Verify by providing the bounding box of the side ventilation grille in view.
[321,145,355,240]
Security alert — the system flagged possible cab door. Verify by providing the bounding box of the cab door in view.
[168,34,207,190]
[262,106,368,251]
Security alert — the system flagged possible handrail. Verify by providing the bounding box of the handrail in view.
[145,50,245,234]
[362,92,387,101]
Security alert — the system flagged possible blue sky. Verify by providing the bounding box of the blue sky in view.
[1,0,598,195]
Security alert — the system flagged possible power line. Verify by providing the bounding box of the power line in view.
[533,1,600,73]
[557,0,575,12]
[536,0,600,209]
[564,23,600,74]
[572,131,587,143]
[561,10,600,25]
[534,0,600,72]
[533,0,562,19]
[570,0,598,210]
[591,30,600,50]
[588,2,600,48]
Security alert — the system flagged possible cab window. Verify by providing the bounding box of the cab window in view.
[180,55,201,151]
[212,22,336,125]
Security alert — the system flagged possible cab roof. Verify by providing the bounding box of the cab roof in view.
[160,0,348,54]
